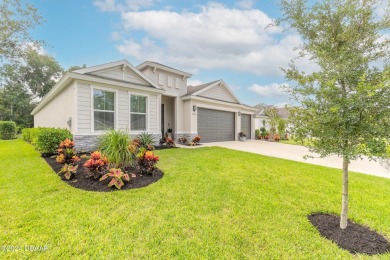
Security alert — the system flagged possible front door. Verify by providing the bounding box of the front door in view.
[161,104,165,137]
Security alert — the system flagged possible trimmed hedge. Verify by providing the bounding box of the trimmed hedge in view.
[22,127,72,155]
[0,121,17,140]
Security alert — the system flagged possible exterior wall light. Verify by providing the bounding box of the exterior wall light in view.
[193,105,197,112]
[238,112,241,116]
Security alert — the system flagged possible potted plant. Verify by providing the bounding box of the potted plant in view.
[238,131,246,141]
[166,128,173,139]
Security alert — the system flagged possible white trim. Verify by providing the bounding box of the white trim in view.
[175,78,180,89]
[73,82,78,135]
[193,80,242,104]
[128,92,149,133]
[157,94,161,136]
[73,59,163,90]
[91,86,118,133]
[182,96,256,112]
[137,61,192,77]
[158,73,164,86]
[31,71,164,115]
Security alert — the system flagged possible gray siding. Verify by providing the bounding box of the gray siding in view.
[149,94,158,132]
[199,85,238,103]
[91,66,146,85]
[118,90,129,130]
[77,83,91,133]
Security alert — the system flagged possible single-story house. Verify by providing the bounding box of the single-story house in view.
[31,60,256,151]
[254,105,292,133]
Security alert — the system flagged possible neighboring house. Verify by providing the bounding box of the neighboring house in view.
[31,60,255,151]
[253,105,291,131]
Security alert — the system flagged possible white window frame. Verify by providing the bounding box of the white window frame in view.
[175,78,180,89]
[167,76,173,87]
[158,73,164,86]
[91,86,118,133]
[129,93,149,133]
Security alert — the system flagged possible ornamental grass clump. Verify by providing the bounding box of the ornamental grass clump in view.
[99,130,133,168]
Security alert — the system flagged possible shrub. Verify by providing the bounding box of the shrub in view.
[178,137,187,144]
[0,121,16,140]
[136,148,159,175]
[29,128,41,145]
[100,168,130,189]
[166,137,175,147]
[193,135,201,144]
[84,151,108,179]
[274,134,280,142]
[56,139,79,165]
[260,127,267,137]
[58,164,79,180]
[238,132,246,138]
[99,130,132,168]
[22,128,31,141]
[34,128,72,155]
[138,132,155,150]
[255,129,260,139]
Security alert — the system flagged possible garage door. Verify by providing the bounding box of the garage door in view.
[241,114,251,138]
[198,108,235,142]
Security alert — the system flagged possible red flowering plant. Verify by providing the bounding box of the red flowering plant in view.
[166,137,175,148]
[136,148,159,175]
[56,139,80,180]
[192,135,201,144]
[99,168,130,189]
[84,151,108,179]
[56,139,80,165]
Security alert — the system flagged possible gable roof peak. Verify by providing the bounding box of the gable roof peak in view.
[137,61,192,77]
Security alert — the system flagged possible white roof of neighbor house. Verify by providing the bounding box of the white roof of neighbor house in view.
[137,61,192,78]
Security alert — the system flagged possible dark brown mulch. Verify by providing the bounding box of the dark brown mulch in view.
[308,213,390,255]
[44,156,163,192]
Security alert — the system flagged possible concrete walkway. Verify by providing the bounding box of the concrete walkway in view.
[191,140,390,179]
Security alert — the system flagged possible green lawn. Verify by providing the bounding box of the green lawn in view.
[1,139,390,259]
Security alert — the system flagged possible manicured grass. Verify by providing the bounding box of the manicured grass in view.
[1,139,390,258]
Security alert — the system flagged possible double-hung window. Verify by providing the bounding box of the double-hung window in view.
[130,95,147,131]
[93,89,115,131]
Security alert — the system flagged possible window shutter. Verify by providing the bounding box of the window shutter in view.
[158,74,164,85]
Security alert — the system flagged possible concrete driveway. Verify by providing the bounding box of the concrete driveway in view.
[199,140,390,179]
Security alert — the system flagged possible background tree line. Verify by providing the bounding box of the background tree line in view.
[0,0,85,128]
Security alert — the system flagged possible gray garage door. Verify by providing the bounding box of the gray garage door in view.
[241,114,251,138]
[198,108,235,142]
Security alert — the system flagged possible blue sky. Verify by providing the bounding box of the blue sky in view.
[29,0,312,106]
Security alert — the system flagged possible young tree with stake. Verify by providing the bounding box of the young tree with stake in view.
[279,0,390,229]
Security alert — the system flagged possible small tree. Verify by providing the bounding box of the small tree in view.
[265,106,280,140]
[280,0,390,229]
[277,118,287,138]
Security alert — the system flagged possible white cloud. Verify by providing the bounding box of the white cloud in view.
[248,83,290,99]
[94,0,159,12]
[110,31,123,41]
[235,0,255,10]
[187,79,203,86]
[106,2,314,76]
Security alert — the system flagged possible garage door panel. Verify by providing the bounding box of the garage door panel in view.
[198,108,235,142]
[241,114,251,138]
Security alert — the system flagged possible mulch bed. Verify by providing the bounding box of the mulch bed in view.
[308,213,390,255]
[44,156,163,192]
